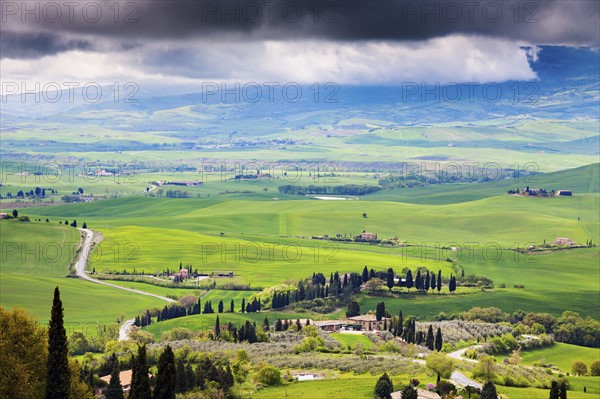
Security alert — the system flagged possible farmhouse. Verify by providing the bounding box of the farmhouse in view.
[99,369,134,392]
[355,231,378,241]
[0,213,7,219]
[347,314,389,331]
[556,189,573,196]
[313,320,345,332]
[553,237,576,246]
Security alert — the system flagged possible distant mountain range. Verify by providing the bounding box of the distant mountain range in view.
[1,46,598,132]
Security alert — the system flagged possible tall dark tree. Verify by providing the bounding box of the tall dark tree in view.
[374,373,394,399]
[130,345,151,399]
[435,327,443,352]
[415,270,422,291]
[386,268,395,291]
[214,316,221,338]
[426,325,435,350]
[437,270,442,292]
[175,359,186,393]
[549,381,560,399]
[425,271,430,291]
[218,300,224,313]
[346,301,360,317]
[275,319,283,331]
[449,275,457,293]
[397,310,403,337]
[559,381,568,399]
[46,287,70,399]
[230,299,234,313]
[431,273,436,292]
[105,354,125,399]
[263,315,270,331]
[376,301,386,321]
[241,298,246,313]
[154,345,176,399]
[481,381,498,399]
[405,270,414,291]
[12,209,18,218]
[362,265,369,283]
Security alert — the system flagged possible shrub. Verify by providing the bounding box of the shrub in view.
[590,360,600,376]
[374,373,394,399]
[462,307,508,323]
[436,380,455,397]
[256,366,282,386]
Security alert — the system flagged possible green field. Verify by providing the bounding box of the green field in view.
[0,220,166,326]
[495,343,600,373]
[143,311,312,338]
[1,164,598,327]
[330,333,374,349]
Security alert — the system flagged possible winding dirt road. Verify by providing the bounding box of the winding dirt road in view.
[75,228,175,340]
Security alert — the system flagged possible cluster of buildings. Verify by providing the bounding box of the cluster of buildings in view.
[313,313,389,332]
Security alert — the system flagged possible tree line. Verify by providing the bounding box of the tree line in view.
[278,184,381,196]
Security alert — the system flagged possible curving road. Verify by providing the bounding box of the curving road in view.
[447,345,482,363]
[75,228,175,340]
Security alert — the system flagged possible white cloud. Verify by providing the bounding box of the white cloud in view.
[1,34,537,94]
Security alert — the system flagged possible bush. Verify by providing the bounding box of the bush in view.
[462,307,508,323]
[435,380,455,397]
[256,366,282,386]
[374,373,394,399]
[591,360,600,376]
[572,361,588,376]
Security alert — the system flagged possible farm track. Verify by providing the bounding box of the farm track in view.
[74,228,175,340]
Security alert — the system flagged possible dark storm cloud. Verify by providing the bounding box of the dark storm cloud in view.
[0,30,91,59]
[1,0,598,58]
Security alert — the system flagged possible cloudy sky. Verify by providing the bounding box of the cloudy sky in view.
[1,0,599,91]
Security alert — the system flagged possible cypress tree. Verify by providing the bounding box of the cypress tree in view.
[376,301,385,321]
[397,310,403,337]
[105,354,124,399]
[241,298,246,313]
[185,364,194,392]
[154,345,176,399]
[230,299,234,313]
[431,273,436,292]
[218,300,224,313]
[374,372,394,399]
[559,381,567,399]
[214,316,221,338]
[415,270,422,291]
[437,270,442,292]
[435,327,443,351]
[175,359,186,393]
[130,345,151,399]
[386,267,395,291]
[426,325,435,350]
[405,270,414,291]
[549,381,560,399]
[263,315,270,331]
[481,381,498,399]
[46,287,70,399]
